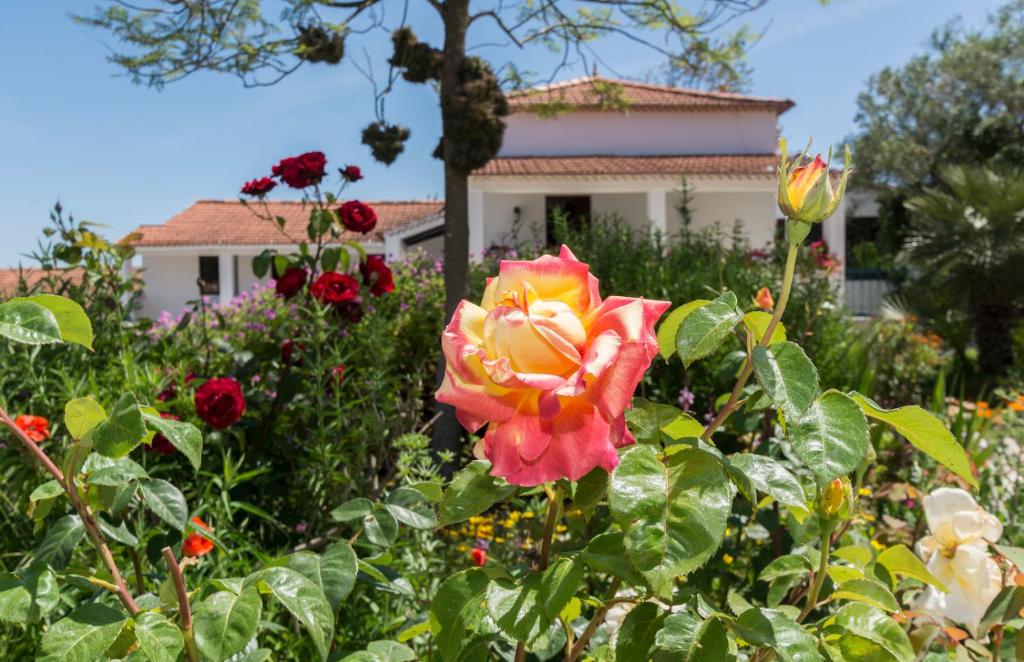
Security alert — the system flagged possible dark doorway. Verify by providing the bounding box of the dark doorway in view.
[546,195,591,245]
[198,256,220,295]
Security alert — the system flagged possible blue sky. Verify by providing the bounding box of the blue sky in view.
[0,0,1006,265]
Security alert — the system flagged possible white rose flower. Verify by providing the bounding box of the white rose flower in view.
[914,487,1003,634]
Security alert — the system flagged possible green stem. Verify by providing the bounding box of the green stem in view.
[701,236,802,442]
[798,523,835,623]
[514,484,563,662]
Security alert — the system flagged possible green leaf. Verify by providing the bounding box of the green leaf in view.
[580,531,646,586]
[833,545,873,569]
[662,413,705,440]
[87,455,149,486]
[657,299,711,359]
[727,454,806,509]
[330,497,374,522]
[831,578,899,612]
[830,603,914,662]
[742,311,787,345]
[626,398,684,444]
[30,480,64,502]
[142,412,203,471]
[34,514,86,570]
[193,586,263,662]
[849,393,976,488]
[654,612,730,661]
[21,294,93,349]
[996,544,1024,572]
[139,479,188,531]
[758,555,811,582]
[98,518,139,546]
[875,544,948,592]
[134,611,184,662]
[439,460,518,527]
[0,567,60,623]
[609,445,735,597]
[572,467,607,517]
[616,603,666,660]
[64,397,107,440]
[675,292,742,368]
[430,569,490,661]
[283,542,358,613]
[263,566,334,660]
[363,506,399,548]
[39,603,128,662]
[979,587,1024,634]
[385,487,438,530]
[752,341,819,421]
[0,299,61,345]
[486,558,583,644]
[92,393,146,458]
[790,391,869,482]
[733,608,823,662]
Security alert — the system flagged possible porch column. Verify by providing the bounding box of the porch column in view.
[646,188,668,238]
[823,196,847,284]
[468,189,485,260]
[218,253,236,302]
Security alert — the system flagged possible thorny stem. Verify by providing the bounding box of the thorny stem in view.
[701,237,801,442]
[0,406,140,615]
[514,484,563,662]
[163,547,200,662]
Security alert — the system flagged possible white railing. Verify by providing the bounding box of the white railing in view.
[844,278,890,317]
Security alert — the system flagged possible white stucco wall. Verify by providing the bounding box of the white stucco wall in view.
[684,190,779,248]
[500,111,779,157]
[138,253,202,319]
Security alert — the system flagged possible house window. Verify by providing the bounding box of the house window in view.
[546,195,591,245]
[198,256,220,295]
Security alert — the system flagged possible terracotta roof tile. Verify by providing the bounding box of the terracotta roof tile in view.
[473,154,777,177]
[0,268,84,296]
[125,200,444,248]
[507,76,793,114]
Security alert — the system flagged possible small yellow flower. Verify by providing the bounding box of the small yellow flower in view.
[725,528,733,537]
[858,487,872,497]
[723,554,734,565]
[555,524,568,533]
[522,511,535,519]
[862,513,876,523]
[870,539,884,551]
[456,544,468,553]
[495,537,506,544]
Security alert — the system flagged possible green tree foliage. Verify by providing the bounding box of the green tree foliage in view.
[902,166,1024,375]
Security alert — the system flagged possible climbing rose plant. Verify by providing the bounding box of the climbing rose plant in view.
[1,140,1023,661]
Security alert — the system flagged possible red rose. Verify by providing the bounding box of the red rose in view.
[360,255,395,296]
[194,377,246,429]
[183,517,214,557]
[149,412,180,455]
[338,200,377,234]
[156,385,177,402]
[272,151,327,189]
[470,548,487,567]
[341,165,363,182]
[241,177,277,198]
[332,364,346,383]
[309,272,360,306]
[274,267,308,298]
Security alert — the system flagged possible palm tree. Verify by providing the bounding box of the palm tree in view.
[902,166,1024,376]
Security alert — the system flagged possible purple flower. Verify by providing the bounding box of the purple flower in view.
[677,387,695,411]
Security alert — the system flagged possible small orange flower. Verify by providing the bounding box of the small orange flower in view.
[470,548,487,567]
[1009,401,1024,412]
[754,287,774,311]
[182,517,214,557]
[14,415,50,442]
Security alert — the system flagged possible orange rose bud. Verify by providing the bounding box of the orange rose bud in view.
[182,517,215,557]
[470,548,487,567]
[14,415,50,442]
[777,138,851,224]
[754,287,774,311]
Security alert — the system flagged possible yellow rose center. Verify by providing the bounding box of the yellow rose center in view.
[485,293,586,377]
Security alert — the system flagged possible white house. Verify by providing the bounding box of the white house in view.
[126,76,849,319]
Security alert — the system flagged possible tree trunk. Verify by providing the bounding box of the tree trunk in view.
[431,0,472,472]
[973,300,1016,377]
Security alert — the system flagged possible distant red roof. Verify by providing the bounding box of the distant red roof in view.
[126,200,445,248]
[506,76,793,114]
[473,154,777,178]
[0,268,84,296]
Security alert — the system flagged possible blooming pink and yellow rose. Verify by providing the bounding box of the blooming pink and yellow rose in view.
[436,246,670,486]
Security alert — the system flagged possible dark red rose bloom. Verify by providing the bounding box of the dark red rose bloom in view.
[280,339,305,366]
[241,177,277,198]
[338,200,377,234]
[156,385,177,402]
[341,165,363,182]
[274,267,308,298]
[272,151,327,189]
[149,412,180,454]
[360,255,395,297]
[309,272,360,306]
[331,364,346,383]
[194,377,246,429]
